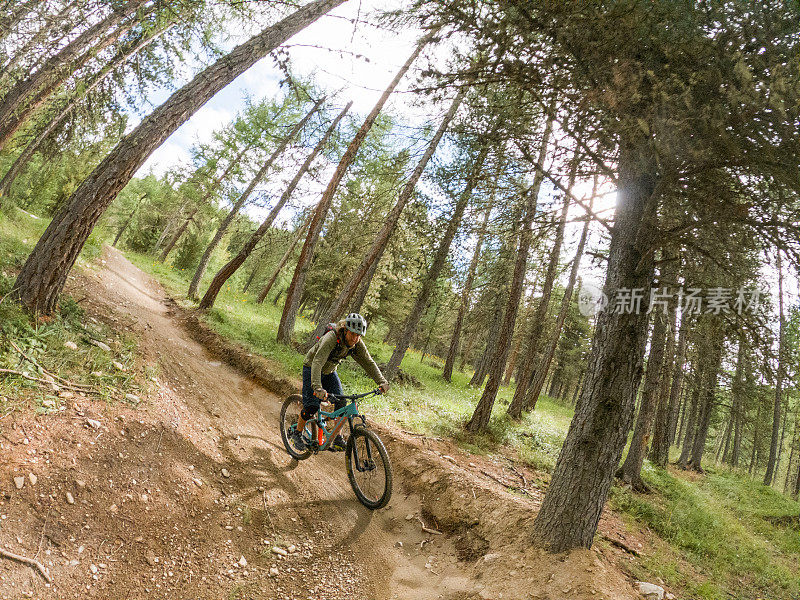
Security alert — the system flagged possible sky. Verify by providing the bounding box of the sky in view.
[136,0,425,181]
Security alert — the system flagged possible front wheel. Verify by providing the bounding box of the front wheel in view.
[280,395,312,460]
[345,428,392,509]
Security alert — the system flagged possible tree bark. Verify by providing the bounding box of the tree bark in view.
[518,190,593,415]
[277,35,425,343]
[443,182,498,382]
[12,0,347,315]
[0,21,173,198]
[466,165,555,432]
[189,97,324,300]
[616,300,671,487]
[199,101,349,310]
[531,136,658,552]
[256,213,310,303]
[729,338,746,467]
[469,305,502,388]
[504,128,565,419]
[308,86,468,345]
[794,427,800,497]
[749,401,763,475]
[676,372,702,469]
[112,194,145,247]
[385,129,493,381]
[0,0,147,151]
[650,295,682,467]
[666,321,690,449]
[763,251,785,485]
[158,208,197,262]
[773,408,788,483]
[687,320,725,472]
[785,418,798,495]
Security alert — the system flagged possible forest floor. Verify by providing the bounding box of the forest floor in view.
[0,245,645,599]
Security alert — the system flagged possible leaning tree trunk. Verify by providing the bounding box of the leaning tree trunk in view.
[466,159,555,432]
[677,364,703,468]
[158,207,197,262]
[503,137,565,419]
[794,431,800,498]
[0,21,174,198]
[531,136,658,553]
[764,251,785,485]
[198,102,350,310]
[112,194,145,247]
[651,309,688,466]
[728,337,746,467]
[307,87,469,345]
[12,0,347,315]
[160,143,255,262]
[188,97,324,300]
[687,320,725,472]
[256,213,311,303]
[785,417,799,494]
[0,0,147,151]
[667,322,691,448]
[384,134,493,380]
[616,305,669,490]
[276,36,426,343]
[518,183,593,414]
[443,190,495,381]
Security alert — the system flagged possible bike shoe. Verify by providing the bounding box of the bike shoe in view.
[289,429,307,451]
[329,434,346,452]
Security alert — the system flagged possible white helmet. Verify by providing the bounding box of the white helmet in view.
[344,313,367,336]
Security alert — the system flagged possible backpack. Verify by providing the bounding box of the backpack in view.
[316,323,354,360]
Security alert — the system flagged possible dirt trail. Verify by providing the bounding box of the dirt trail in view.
[90,248,488,599]
[1,247,644,600]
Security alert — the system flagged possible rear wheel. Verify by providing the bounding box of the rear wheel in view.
[280,395,312,460]
[345,428,392,509]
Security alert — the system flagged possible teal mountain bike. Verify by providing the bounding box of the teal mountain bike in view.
[280,389,392,510]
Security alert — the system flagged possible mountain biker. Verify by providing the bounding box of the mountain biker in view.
[291,313,389,452]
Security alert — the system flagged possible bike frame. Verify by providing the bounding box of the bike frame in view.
[303,390,376,454]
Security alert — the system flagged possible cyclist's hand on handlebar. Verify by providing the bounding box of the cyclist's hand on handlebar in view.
[314,388,328,400]
[377,382,390,394]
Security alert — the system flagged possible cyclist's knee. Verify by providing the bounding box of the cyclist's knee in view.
[300,406,317,421]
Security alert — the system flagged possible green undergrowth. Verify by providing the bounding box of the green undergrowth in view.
[128,246,800,600]
[0,208,144,416]
[611,465,800,599]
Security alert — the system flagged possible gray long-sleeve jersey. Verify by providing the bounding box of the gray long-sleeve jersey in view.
[303,329,387,392]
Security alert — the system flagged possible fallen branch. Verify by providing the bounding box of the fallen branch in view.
[400,430,426,437]
[416,517,442,535]
[0,546,52,583]
[0,368,92,394]
[7,339,93,392]
[600,533,640,556]
[507,464,527,488]
[480,469,512,488]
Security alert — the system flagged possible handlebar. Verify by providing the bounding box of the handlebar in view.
[327,388,381,402]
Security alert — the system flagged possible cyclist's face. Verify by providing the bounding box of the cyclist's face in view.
[345,330,361,347]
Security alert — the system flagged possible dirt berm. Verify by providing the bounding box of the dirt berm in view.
[178,297,642,600]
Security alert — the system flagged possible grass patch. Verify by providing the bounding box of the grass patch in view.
[611,466,800,600]
[0,209,143,416]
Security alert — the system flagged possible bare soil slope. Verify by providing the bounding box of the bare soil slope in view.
[0,247,644,600]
